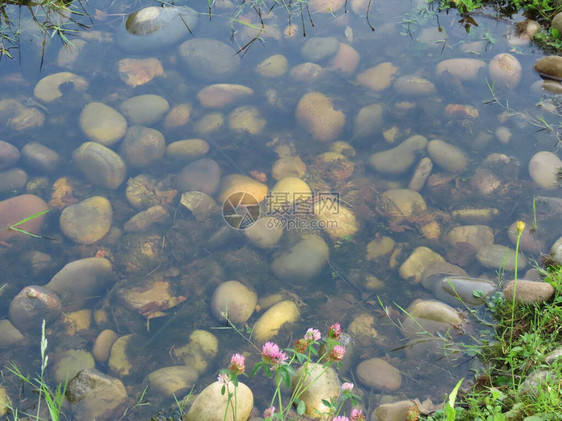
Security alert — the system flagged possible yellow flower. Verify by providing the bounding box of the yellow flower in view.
[516,220,525,235]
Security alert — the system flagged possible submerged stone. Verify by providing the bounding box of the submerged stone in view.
[115,6,198,53]
[73,142,127,190]
[179,38,240,82]
[67,369,128,421]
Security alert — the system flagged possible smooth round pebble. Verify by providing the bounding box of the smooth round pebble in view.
[120,95,169,126]
[60,197,112,245]
[528,151,561,190]
[210,280,257,324]
[356,358,402,391]
[179,38,240,82]
[175,159,221,195]
[272,234,329,281]
[167,139,209,161]
[92,329,119,363]
[427,139,467,173]
[253,300,300,343]
[46,257,114,311]
[488,53,522,88]
[21,142,59,173]
[80,102,127,146]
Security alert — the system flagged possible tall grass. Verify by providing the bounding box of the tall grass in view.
[4,320,68,421]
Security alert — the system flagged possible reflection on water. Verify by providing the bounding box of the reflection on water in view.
[0,0,561,419]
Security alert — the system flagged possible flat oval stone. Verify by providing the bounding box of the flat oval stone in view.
[166,139,209,162]
[46,257,114,311]
[73,142,127,190]
[476,244,526,271]
[197,84,254,108]
[356,62,399,91]
[60,196,113,245]
[21,142,59,173]
[433,276,496,305]
[394,75,436,95]
[146,366,198,397]
[210,280,257,324]
[120,94,169,126]
[427,139,467,173]
[179,38,240,82]
[272,234,329,282]
[80,102,127,146]
[436,58,486,81]
[356,358,402,391]
[301,36,339,61]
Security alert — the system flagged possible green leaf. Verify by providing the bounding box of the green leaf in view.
[296,399,306,415]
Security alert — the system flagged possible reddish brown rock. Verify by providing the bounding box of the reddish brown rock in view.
[0,194,49,242]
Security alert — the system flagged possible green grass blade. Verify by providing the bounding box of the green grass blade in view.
[7,209,50,229]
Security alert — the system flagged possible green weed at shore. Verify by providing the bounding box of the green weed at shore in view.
[422,263,562,421]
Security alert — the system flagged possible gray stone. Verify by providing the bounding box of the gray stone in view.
[0,140,20,169]
[175,159,221,195]
[179,38,240,82]
[301,36,339,62]
[120,95,169,126]
[46,257,114,311]
[0,168,27,192]
[21,142,59,173]
[476,244,526,272]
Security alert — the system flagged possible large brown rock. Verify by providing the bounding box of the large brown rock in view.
[0,194,48,242]
[45,257,114,311]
